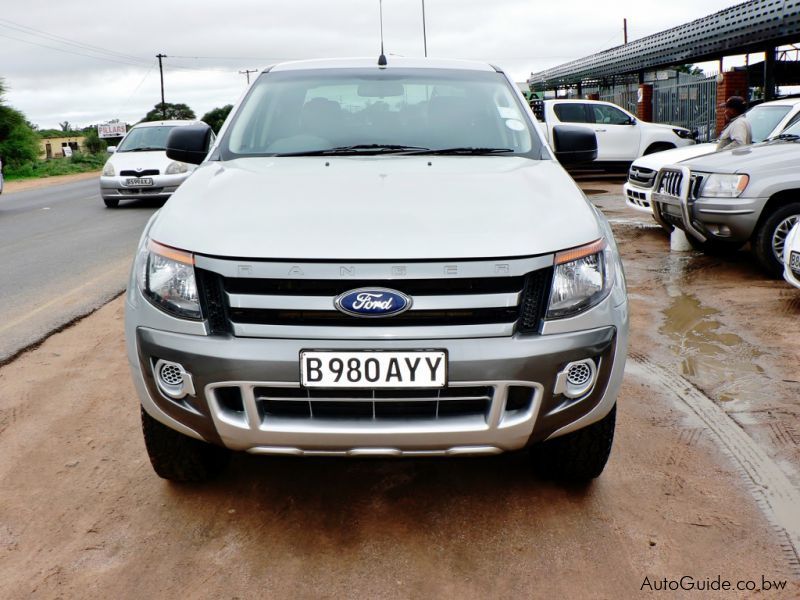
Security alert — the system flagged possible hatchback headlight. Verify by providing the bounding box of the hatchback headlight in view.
[547,239,614,319]
[102,162,115,176]
[135,240,202,320]
[701,173,749,198]
[165,161,189,175]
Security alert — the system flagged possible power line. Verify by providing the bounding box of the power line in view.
[0,29,149,68]
[239,69,258,84]
[0,18,150,65]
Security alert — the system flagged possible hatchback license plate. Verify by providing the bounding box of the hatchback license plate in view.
[791,251,800,273]
[125,177,154,186]
[300,351,447,388]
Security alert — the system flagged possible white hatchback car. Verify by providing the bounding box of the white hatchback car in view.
[784,223,800,289]
[100,120,210,208]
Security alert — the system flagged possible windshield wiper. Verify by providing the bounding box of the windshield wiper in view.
[124,147,165,152]
[772,133,800,141]
[275,144,431,157]
[405,147,516,155]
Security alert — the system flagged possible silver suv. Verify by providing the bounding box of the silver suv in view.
[125,58,629,482]
[652,120,800,276]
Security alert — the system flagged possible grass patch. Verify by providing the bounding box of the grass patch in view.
[4,153,106,181]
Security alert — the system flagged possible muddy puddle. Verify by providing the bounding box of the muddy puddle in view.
[657,253,769,404]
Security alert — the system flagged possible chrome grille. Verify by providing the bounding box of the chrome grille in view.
[253,385,495,422]
[195,259,553,338]
[628,166,657,188]
[658,169,683,197]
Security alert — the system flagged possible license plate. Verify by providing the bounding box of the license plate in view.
[300,351,447,388]
[791,251,800,273]
[124,177,154,187]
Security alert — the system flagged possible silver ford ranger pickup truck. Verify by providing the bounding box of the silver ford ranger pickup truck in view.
[125,57,629,482]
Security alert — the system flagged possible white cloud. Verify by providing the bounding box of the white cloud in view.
[0,0,741,128]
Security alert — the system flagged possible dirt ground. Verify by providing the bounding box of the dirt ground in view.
[3,171,100,194]
[0,181,799,599]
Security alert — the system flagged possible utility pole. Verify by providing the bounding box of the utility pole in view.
[156,53,167,119]
[239,69,257,85]
[623,18,628,44]
[422,0,428,57]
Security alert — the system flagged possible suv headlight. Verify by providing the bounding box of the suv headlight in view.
[102,162,115,176]
[673,128,694,140]
[701,173,749,198]
[547,239,614,319]
[165,161,189,175]
[135,239,202,320]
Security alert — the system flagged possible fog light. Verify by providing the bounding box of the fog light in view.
[154,359,195,399]
[554,359,598,399]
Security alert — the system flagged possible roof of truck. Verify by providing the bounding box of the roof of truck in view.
[268,57,497,73]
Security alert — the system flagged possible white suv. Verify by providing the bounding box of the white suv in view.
[624,98,800,217]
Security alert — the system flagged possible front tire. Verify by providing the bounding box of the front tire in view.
[753,202,800,278]
[141,408,229,483]
[531,405,616,481]
[103,198,119,208]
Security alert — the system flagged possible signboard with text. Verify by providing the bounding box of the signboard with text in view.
[98,123,127,138]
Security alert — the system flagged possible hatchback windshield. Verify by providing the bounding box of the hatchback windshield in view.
[223,68,539,157]
[117,126,178,152]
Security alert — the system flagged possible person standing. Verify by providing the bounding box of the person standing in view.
[716,96,752,151]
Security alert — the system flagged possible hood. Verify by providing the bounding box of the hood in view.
[677,139,800,174]
[149,156,602,260]
[108,150,189,172]
[631,143,717,171]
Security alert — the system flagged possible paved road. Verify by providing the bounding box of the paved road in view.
[0,178,158,362]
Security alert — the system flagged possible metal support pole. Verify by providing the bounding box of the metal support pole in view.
[764,47,776,101]
[156,53,166,119]
[422,0,428,57]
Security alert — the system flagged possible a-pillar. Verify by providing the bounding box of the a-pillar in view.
[637,84,653,121]
[716,69,749,135]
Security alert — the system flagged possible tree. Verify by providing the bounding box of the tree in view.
[83,127,106,154]
[59,120,72,132]
[0,79,41,168]
[142,102,196,122]
[201,104,233,133]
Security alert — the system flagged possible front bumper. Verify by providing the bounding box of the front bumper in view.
[652,166,765,242]
[127,306,627,456]
[623,182,654,214]
[100,173,190,201]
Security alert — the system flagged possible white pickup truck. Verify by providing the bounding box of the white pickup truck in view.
[534,99,695,164]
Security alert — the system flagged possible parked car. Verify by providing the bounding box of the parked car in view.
[624,98,800,218]
[125,57,629,483]
[534,99,695,165]
[783,222,800,289]
[652,119,800,276]
[100,120,211,208]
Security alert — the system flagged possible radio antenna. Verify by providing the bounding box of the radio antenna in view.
[378,0,387,66]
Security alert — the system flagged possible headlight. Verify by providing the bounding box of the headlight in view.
[102,162,115,176]
[701,173,749,198]
[165,161,189,175]
[673,128,694,140]
[135,239,202,320]
[547,239,614,319]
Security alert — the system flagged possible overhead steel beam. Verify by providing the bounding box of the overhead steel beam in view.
[529,0,800,90]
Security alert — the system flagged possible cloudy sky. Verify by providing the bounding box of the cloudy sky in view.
[1,0,743,129]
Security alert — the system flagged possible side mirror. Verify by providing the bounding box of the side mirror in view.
[627,117,637,125]
[552,125,598,164]
[106,146,117,154]
[166,123,213,165]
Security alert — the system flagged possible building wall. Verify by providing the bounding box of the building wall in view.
[39,136,86,160]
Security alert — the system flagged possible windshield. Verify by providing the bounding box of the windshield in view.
[745,105,792,142]
[222,68,540,157]
[778,119,800,138]
[117,126,178,152]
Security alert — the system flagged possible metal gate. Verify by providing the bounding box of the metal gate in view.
[652,75,718,141]
[599,83,639,115]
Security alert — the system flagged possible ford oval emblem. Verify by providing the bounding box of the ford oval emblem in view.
[334,288,412,318]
